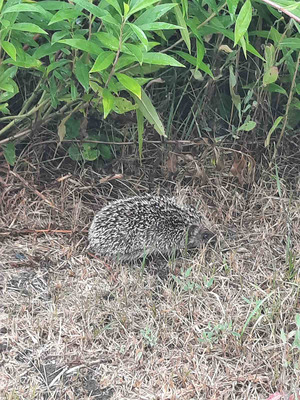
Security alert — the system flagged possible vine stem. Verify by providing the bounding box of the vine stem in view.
[104,18,126,89]
[260,0,300,23]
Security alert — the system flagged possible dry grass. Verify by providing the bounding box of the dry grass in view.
[0,145,300,400]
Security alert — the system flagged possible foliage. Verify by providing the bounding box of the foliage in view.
[0,0,299,165]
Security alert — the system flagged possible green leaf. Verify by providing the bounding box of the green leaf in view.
[138,22,182,30]
[113,97,137,114]
[95,32,120,51]
[278,38,300,50]
[68,143,82,161]
[1,41,16,60]
[133,88,165,136]
[47,60,71,75]
[265,83,287,96]
[2,4,51,19]
[175,51,213,77]
[49,9,82,25]
[234,0,252,46]
[66,117,81,139]
[115,54,136,71]
[135,4,176,25]
[116,73,141,98]
[264,116,283,147]
[99,144,112,160]
[143,52,184,67]
[3,142,16,166]
[172,2,191,53]
[58,39,101,55]
[34,43,65,59]
[128,23,148,48]
[90,51,115,72]
[82,143,100,161]
[237,121,256,132]
[263,66,278,86]
[71,0,119,25]
[227,0,239,16]
[102,89,114,118]
[11,23,48,34]
[128,0,160,17]
[0,102,9,114]
[136,108,144,160]
[106,0,122,15]
[125,43,143,64]
[75,60,90,91]
[295,314,300,329]
[196,39,204,65]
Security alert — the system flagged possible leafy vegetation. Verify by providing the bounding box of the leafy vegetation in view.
[0,0,299,165]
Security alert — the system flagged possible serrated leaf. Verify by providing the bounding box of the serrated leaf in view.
[237,121,256,132]
[133,88,165,136]
[12,23,47,34]
[90,51,115,72]
[116,73,141,98]
[102,89,114,118]
[234,0,252,46]
[75,60,90,91]
[4,142,15,166]
[1,41,16,60]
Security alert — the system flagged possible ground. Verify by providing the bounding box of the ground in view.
[0,141,300,400]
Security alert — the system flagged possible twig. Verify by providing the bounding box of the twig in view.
[0,228,88,237]
[9,171,59,210]
[260,0,300,23]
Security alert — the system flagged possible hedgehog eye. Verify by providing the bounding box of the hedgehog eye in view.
[203,233,210,240]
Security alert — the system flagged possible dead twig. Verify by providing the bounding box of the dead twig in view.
[9,171,58,210]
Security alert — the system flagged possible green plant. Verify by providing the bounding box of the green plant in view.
[140,326,157,347]
[0,0,299,165]
[198,320,240,345]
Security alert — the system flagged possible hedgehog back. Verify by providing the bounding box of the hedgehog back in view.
[88,196,202,260]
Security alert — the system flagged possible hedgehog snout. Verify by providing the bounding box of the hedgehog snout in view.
[187,225,216,248]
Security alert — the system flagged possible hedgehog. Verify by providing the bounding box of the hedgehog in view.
[88,195,215,261]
